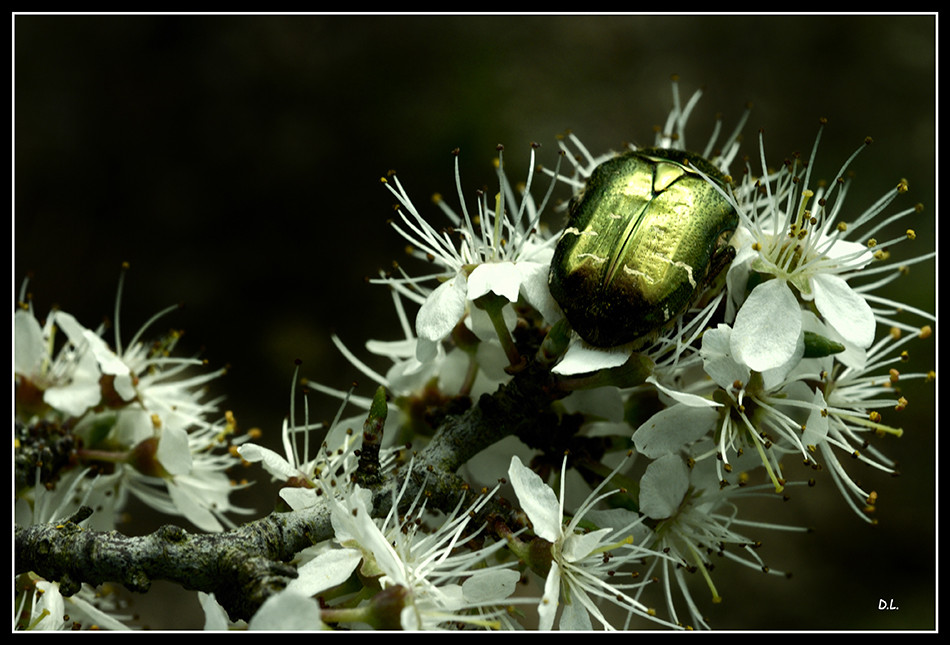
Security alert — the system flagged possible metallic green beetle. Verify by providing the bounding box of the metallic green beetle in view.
[548,147,738,348]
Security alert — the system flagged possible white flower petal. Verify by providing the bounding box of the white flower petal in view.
[633,404,720,458]
[414,337,440,364]
[385,356,436,395]
[198,592,231,631]
[285,548,362,597]
[80,328,135,401]
[507,456,562,542]
[731,279,802,372]
[237,444,299,480]
[279,487,320,511]
[700,324,750,390]
[538,564,561,631]
[552,338,630,376]
[51,310,90,345]
[759,332,805,391]
[583,507,649,539]
[166,478,224,532]
[517,260,562,324]
[562,527,612,563]
[105,409,148,447]
[802,388,830,448]
[14,310,44,376]
[157,425,193,476]
[247,590,324,630]
[811,272,875,349]
[42,361,102,417]
[559,594,594,630]
[462,569,520,603]
[725,227,757,317]
[331,488,405,584]
[639,454,689,520]
[32,581,66,630]
[329,487,374,543]
[467,261,522,303]
[415,274,468,345]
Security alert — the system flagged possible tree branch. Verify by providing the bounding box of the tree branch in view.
[15,356,570,621]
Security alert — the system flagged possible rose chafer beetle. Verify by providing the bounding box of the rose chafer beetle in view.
[548,147,738,348]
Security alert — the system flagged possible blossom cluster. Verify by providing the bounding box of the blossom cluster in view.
[14,81,934,631]
[266,81,931,630]
[14,267,255,629]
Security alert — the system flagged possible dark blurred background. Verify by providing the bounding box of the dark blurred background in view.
[14,14,935,630]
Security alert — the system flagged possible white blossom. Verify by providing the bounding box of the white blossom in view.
[797,323,932,521]
[507,455,676,630]
[637,454,806,629]
[15,273,253,533]
[318,466,521,630]
[15,308,106,420]
[377,144,561,364]
[724,129,930,372]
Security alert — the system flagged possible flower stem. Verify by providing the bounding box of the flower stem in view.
[473,293,525,373]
